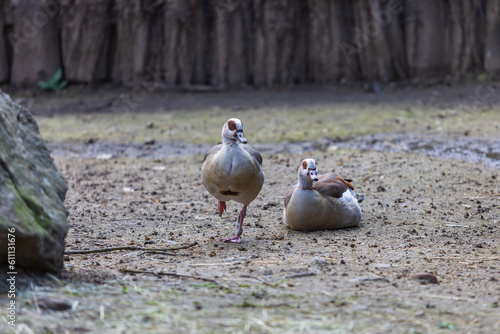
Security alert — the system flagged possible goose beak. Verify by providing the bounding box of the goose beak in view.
[236,131,247,144]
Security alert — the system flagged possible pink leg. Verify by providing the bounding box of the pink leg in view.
[218,201,226,216]
[222,205,247,243]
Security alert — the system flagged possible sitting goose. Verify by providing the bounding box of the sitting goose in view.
[283,158,363,231]
[202,118,265,243]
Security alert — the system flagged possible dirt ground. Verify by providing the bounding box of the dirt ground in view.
[2,84,499,333]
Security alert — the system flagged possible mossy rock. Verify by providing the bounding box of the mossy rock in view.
[0,90,68,273]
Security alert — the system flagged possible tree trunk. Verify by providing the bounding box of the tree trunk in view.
[112,0,147,84]
[60,0,112,82]
[163,0,210,86]
[445,0,484,80]
[0,0,498,87]
[485,0,500,73]
[353,0,395,82]
[405,0,447,81]
[9,0,62,87]
[113,0,165,84]
[253,0,305,87]
[211,0,253,88]
[0,3,9,83]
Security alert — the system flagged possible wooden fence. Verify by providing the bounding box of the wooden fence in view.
[1,0,499,88]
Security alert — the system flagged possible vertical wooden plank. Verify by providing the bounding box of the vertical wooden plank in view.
[113,0,165,84]
[252,0,304,87]
[405,0,447,81]
[211,0,252,87]
[485,0,500,73]
[164,0,209,86]
[9,0,62,87]
[0,2,9,83]
[60,0,112,82]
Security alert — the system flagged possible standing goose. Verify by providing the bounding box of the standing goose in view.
[283,158,363,231]
[202,118,264,243]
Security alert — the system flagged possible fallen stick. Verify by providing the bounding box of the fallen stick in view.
[285,272,317,279]
[426,294,476,303]
[238,274,271,286]
[139,250,188,256]
[189,262,236,267]
[64,242,198,255]
[119,268,227,287]
[433,256,499,261]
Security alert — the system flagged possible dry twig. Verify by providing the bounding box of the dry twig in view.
[239,274,271,286]
[119,268,227,287]
[285,272,317,279]
[426,294,476,303]
[139,251,189,256]
[433,256,499,262]
[64,242,198,255]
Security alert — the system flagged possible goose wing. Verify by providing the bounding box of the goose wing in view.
[284,185,297,209]
[242,144,263,166]
[314,172,353,199]
[203,144,223,162]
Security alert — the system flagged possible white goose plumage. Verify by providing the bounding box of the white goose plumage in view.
[283,158,362,231]
[202,118,264,243]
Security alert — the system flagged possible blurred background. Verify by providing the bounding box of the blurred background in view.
[1,0,499,89]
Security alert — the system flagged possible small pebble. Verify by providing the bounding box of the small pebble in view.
[37,297,72,311]
[413,273,439,284]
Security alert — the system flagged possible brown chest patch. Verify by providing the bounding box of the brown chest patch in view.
[220,189,240,196]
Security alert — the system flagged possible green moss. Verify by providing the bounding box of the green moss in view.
[0,214,7,227]
[13,185,52,229]
[21,194,52,228]
[13,197,50,236]
[4,177,51,235]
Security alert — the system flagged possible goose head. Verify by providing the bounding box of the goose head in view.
[222,118,247,144]
[299,158,319,183]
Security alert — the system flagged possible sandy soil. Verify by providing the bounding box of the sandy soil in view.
[2,85,499,333]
